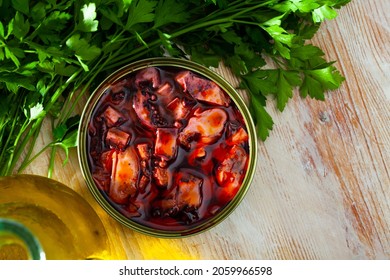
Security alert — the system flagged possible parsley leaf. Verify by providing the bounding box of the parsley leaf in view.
[250,94,274,141]
[28,103,46,121]
[126,0,157,29]
[275,69,302,111]
[11,0,29,16]
[66,34,101,62]
[56,129,78,165]
[13,11,30,40]
[291,44,324,61]
[37,11,72,44]
[0,72,36,92]
[312,5,338,23]
[241,70,278,97]
[78,3,99,32]
[261,24,295,59]
[153,0,189,29]
[53,115,80,165]
[158,30,182,56]
[301,65,344,99]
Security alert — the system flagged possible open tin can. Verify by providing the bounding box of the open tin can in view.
[78,57,257,237]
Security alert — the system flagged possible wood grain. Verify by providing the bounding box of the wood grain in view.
[20,0,389,259]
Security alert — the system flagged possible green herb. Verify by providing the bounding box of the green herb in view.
[0,0,350,176]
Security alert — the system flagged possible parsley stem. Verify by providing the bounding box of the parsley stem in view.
[47,145,58,178]
[0,99,22,175]
[105,18,235,70]
[6,118,44,176]
[47,68,84,111]
[17,125,42,174]
[18,141,53,174]
[230,19,263,26]
[8,70,82,175]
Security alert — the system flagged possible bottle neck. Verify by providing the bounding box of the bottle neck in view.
[0,218,46,260]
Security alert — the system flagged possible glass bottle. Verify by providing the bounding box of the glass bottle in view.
[0,218,45,260]
[0,174,114,260]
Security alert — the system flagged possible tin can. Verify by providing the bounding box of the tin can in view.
[78,57,257,237]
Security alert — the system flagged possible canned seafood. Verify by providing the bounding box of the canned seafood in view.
[78,57,257,237]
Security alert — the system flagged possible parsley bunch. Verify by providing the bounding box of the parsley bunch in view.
[0,0,350,176]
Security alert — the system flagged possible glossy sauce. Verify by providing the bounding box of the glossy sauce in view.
[87,66,249,231]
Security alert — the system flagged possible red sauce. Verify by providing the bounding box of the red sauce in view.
[87,66,249,231]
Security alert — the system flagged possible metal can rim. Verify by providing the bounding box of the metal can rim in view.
[77,57,258,238]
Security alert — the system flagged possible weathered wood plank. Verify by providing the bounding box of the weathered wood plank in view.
[20,0,390,259]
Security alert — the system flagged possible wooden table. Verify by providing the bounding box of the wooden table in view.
[22,0,390,260]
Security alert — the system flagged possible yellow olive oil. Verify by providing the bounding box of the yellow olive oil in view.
[0,175,113,260]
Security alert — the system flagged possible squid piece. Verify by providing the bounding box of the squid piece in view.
[153,171,203,216]
[136,143,151,161]
[125,202,142,218]
[133,89,153,128]
[188,145,207,166]
[156,82,176,109]
[133,89,168,128]
[109,147,139,204]
[106,127,131,149]
[153,166,169,187]
[154,128,178,161]
[216,145,248,192]
[178,108,227,146]
[102,106,124,127]
[175,171,203,210]
[92,170,111,192]
[136,143,152,191]
[110,78,130,94]
[167,97,193,121]
[135,67,161,88]
[226,127,249,146]
[138,175,150,191]
[156,82,174,96]
[100,150,115,173]
[175,71,230,106]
